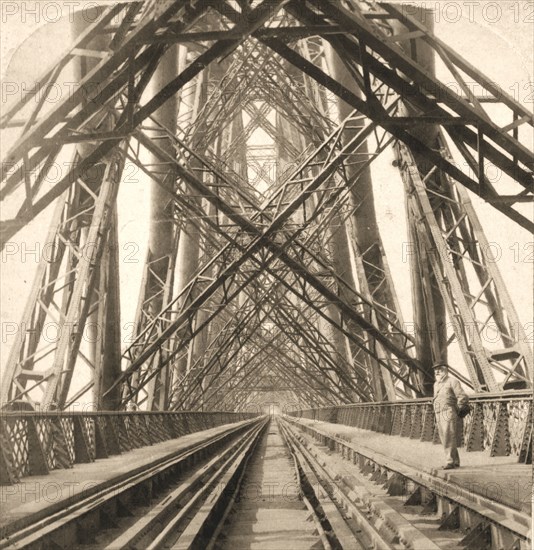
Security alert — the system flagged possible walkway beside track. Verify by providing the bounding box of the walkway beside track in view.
[293,418,532,516]
[0,419,255,538]
[217,421,320,549]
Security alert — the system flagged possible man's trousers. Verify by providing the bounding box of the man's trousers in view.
[435,406,461,466]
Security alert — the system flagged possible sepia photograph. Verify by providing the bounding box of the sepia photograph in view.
[0,1,532,548]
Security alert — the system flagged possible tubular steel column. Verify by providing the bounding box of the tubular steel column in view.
[1,10,126,411]
[276,53,371,400]
[132,44,181,411]
[275,107,354,390]
[388,7,446,394]
[325,8,443,396]
[172,68,207,383]
[325,48,401,398]
[195,113,247,407]
[71,9,122,410]
[188,57,240,394]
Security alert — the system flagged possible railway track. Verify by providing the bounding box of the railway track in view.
[0,418,266,550]
[2,415,527,549]
[278,418,447,550]
[278,417,531,550]
[207,418,489,550]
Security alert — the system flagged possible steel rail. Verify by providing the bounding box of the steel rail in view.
[0,417,263,549]
[280,417,447,550]
[282,416,531,549]
[278,419,369,549]
[147,419,267,549]
[106,418,268,549]
[188,419,355,550]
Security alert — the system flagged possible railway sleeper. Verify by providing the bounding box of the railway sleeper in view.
[280,418,441,550]
[101,421,268,549]
[280,420,406,549]
[162,420,268,549]
[284,417,530,550]
[0,419,263,550]
[279,419,359,549]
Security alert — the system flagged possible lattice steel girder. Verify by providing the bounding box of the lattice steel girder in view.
[345,217,403,399]
[120,250,282,404]
[0,0,291,245]
[184,40,326,151]
[260,260,422,396]
[118,103,308,398]
[111,110,427,397]
[128,45,186,412]
[264,305,366,399]
[173,277,357,409]
[244,265,372,398]
[120,111,372,359]
[396,138,533,392]
[0,1,204,143]
[2,3,208,410]
[43,98,390,406]
[198,277,365,402]
[189,264,357,384]
[108,126,429,398]
[135,52,486,402]
[126,240,365,407]
[3,0,532,239]
[203,333,341,409]
[2,2,532,412]
[171,107,403,379]
[1,3,128,131]
[256,154,419,398]
[170,282,288,406]
[269,292,361,389]
[173,298,274,408]
[1,147,127,409]
[318,0,533,175]
[283,34,409,398]
[215,370,318,408]
[209,0,533,230]
[199,333,344,410]
[282,180,420,390]
[121,242,336,407]
[1,3,175,203]
[127,233,181,410]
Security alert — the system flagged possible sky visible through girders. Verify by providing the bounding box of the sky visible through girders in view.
[0,1,532,388]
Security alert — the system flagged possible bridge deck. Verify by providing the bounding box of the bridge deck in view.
[0,420,252,538]
[1,416,531,548]
[294,418,532,517]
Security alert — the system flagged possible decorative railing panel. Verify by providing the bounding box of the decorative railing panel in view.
[290,392,532,463]
[0,411,257,485]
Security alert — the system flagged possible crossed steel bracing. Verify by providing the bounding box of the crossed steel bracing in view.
[1,0,532,412]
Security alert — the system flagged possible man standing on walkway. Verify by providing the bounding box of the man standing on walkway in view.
[433,363,470,469]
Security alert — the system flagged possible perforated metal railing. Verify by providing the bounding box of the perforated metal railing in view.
[290,391,532,463]
[0,411,258,485]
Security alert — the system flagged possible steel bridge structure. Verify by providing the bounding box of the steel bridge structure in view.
[0,1,532,548]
